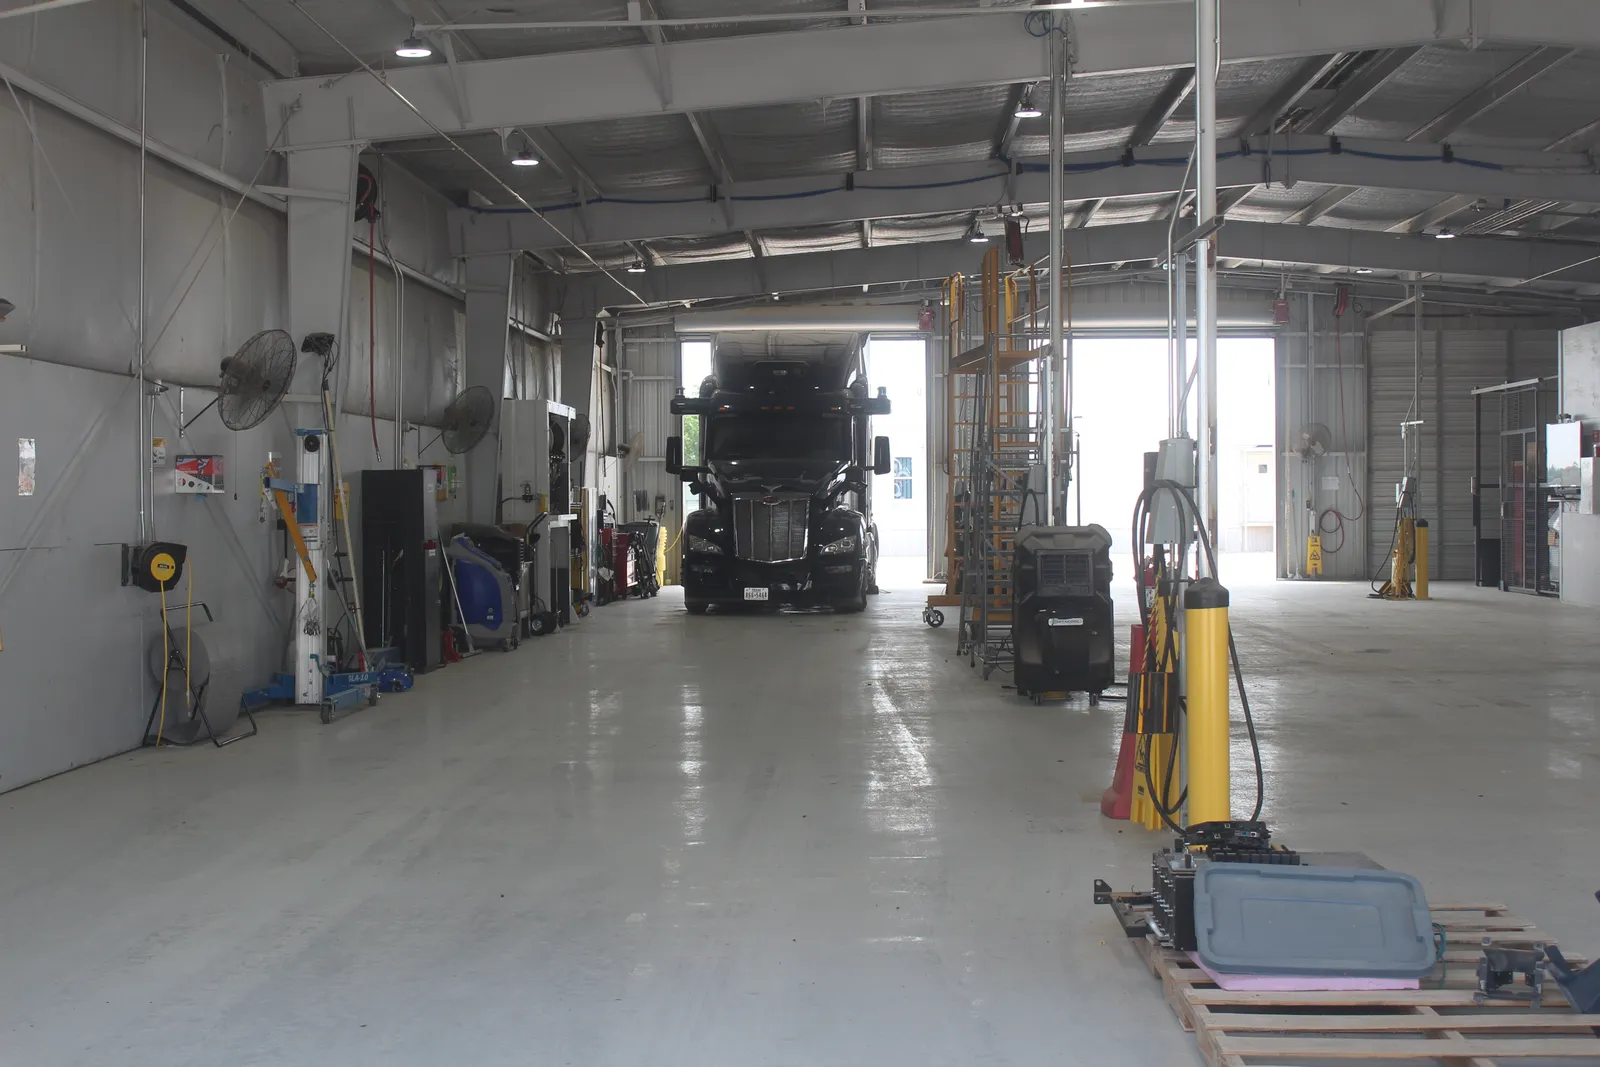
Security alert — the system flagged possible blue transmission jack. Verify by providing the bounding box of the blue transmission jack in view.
[242,646,414,723]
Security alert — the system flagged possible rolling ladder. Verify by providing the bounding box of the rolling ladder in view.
[928,248,1049,681]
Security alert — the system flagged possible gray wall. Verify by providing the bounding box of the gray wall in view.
[0,2,532,791]
[1365,324,1556,583]
[1560,322,1600,607]
[617,326,687,566]
[1277,294,1370,581]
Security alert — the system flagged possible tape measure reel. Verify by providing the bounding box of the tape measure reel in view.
[129,541,188,593]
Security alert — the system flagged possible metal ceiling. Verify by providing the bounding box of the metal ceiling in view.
[228,0,1600,299]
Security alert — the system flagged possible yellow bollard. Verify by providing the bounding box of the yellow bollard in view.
[1414,520,1430,601]
[1184,578,1231,827]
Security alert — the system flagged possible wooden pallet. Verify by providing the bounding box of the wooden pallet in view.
[1133,902,1600,1066]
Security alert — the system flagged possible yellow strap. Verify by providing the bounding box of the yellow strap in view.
[273,488,319,585]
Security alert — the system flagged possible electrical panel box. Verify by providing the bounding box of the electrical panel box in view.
[1149,437,1197,545]
[175,454,225,494]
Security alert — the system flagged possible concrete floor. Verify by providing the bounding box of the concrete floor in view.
[1,576,1597,1065]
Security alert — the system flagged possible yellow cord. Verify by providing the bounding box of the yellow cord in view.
[157,582,169,747]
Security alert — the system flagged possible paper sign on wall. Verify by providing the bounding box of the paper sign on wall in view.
[18,438,35,496]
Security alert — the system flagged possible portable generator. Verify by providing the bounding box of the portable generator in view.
[1011,525,1115,701]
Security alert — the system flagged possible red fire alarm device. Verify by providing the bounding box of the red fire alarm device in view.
[1273,298,1291,325]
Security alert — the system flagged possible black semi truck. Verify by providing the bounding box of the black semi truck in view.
[665,333,891,614]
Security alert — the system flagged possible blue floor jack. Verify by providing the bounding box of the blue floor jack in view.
[242,647,414,724]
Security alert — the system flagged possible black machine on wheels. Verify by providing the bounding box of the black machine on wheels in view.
[1011,525,1115,703]
[665,332,890,614]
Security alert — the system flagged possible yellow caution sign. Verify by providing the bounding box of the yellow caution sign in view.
[1306,533,1324,578]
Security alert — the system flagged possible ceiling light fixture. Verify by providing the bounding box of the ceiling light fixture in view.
[967,218,990,243]
[1014,86,1042,120]
[511,148,540,167]
[395,34,433,58]
[626,260,647,274]
[1355,267,1374,274]
[1433,230,1457,240]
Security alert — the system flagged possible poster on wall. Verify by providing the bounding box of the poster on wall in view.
[18,437,35,496]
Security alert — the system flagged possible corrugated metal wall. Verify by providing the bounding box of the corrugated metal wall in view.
[1367,327,1557,581]
[1277,295,1369,580]
[620,328,684,532]
[0,4,486,791]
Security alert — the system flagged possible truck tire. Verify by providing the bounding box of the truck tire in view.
[685,598,709,615]
[834,572,868,614]
[866,564,880,595]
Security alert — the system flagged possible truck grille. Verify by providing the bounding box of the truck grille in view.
[733,497,810,562]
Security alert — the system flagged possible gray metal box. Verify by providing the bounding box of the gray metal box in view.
[1150,437,1197,545]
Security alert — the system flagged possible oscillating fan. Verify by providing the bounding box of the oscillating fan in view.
[182,329,297,433]
[1299,422,1334,461]
[425,385,496,454]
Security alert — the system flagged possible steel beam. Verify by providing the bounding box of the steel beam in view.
[1236,53,1345,136]
[1290,48,1419,135]
[1284,186,1360,226]
[1387,193,1478,235]
[1408,46,1575,143]
[450,136,1600,255]
[565,219,1600,307]
[265,0,1562,149]
[1128,68,1195,148]
[1548,118,1600,152]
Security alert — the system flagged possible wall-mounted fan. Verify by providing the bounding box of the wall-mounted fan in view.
[424,385,496,454]
[182,329,298,434]
[1298,422,1333,462]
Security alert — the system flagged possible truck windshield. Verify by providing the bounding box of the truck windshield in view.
[705,414,850,462]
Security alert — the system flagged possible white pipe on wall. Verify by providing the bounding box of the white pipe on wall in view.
[0,60,283,212]
[135,0,150,543]
[1045,23,1064,525]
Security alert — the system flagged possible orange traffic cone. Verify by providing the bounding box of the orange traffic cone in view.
[1100,623,1143,820]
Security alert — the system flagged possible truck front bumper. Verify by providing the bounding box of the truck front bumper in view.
[683,555,861,606]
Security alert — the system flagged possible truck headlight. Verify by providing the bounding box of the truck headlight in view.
[687,535,723,556]
[820,535,858,556]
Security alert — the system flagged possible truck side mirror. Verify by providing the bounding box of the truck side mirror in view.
[873,436,892,477]
[665,436,683,476]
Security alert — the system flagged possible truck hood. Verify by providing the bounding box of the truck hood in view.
[707,458,846,496]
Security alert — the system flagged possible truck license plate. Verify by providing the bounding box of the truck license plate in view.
[743,587,770,601]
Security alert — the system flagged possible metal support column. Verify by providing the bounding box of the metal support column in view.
[1045,23,1065,525]
[1194,0,1220,573]
[1171,253,1188,438]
